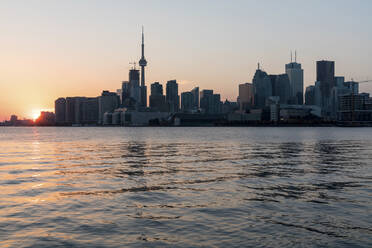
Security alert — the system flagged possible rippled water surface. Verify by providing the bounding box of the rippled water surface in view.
[0,127,371,247]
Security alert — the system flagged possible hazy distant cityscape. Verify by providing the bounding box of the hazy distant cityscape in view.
[2,29,372,127]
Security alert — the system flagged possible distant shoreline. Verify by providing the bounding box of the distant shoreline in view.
[1,123,372,128]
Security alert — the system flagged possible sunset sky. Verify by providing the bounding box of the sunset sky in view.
[1,0,371,121]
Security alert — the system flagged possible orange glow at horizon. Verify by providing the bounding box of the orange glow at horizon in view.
[30,109,54,121]
[31,110,41,121]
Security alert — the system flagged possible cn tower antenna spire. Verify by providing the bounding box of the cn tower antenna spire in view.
[142,25,144,48]
[139,25,147,107]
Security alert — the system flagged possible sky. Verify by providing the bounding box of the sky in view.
[1,0,372,121]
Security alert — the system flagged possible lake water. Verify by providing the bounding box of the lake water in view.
[0,127,371,247]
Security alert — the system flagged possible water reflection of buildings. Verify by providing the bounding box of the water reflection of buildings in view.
[118,142,149,187]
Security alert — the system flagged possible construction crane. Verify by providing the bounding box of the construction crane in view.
[129,62,137,70]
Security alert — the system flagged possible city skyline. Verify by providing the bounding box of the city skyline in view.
[1,0,372,121]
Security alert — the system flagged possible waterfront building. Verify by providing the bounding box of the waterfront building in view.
[10,115,18,125]
[65,97,86,124]
[279,105,321,121]
[81,97,99,124]
[112,110,122,125]
[55,98,66,124]
[65,97,75,124]
[181,91,194,112]
[285,53,304,104]
[328,77,359,120]
[120,110,169,126]
[35,112,55,126]
[166,80,180,113]
[253,64,272,108]
[337,93,372,121]
[103,112,113,125]
[238,83,254,111]
[98,91,120,124]
[222,100,238,114]
[74,97,87,124]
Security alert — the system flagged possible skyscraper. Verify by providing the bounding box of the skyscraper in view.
[285,52,304,104]
[253,64,272,108]
[191,87,199,111]
[317,60,335,114]
[166,80,179,113]
[238,83,254,111]
[121,81,130,106]
[129,68,141,108]
[55,98,66,124]
[138,26,147,108]
[81,97,99,124]
[270,74,291,104]
[181,91,194,112]
[200,90,222,114]
[150,82,167,111]
[98,91,120,124]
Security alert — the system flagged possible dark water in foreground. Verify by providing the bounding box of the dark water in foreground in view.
[0,127,371,247]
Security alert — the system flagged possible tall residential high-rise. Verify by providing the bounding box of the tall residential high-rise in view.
[81,97,99,124]
[138,26,147,108]
[285,52,304,104]
[55,98,66,124]
[238,83,254,111]
[200,89,213,114]
[98,91,120,124]
[316,60,335,112]
[129,68,141,108]
[252,64,272,108]
[181,91,194,112]
[200,90,222,114]
[121,81,130,106]
[149,82,167,111]
[65,97,75,124]
[191,87,199,110]
[166,80,179,113]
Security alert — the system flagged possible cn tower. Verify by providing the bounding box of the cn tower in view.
[138,26,147,107]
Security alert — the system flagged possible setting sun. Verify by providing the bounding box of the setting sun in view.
[31,110,41,121]
[30,108,54,121]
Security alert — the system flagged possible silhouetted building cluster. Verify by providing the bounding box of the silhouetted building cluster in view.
[236,54,372,124]
[35,111,55,126]
[43,30,372,126]
[304,60,372,122]
[0,115,34,126]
